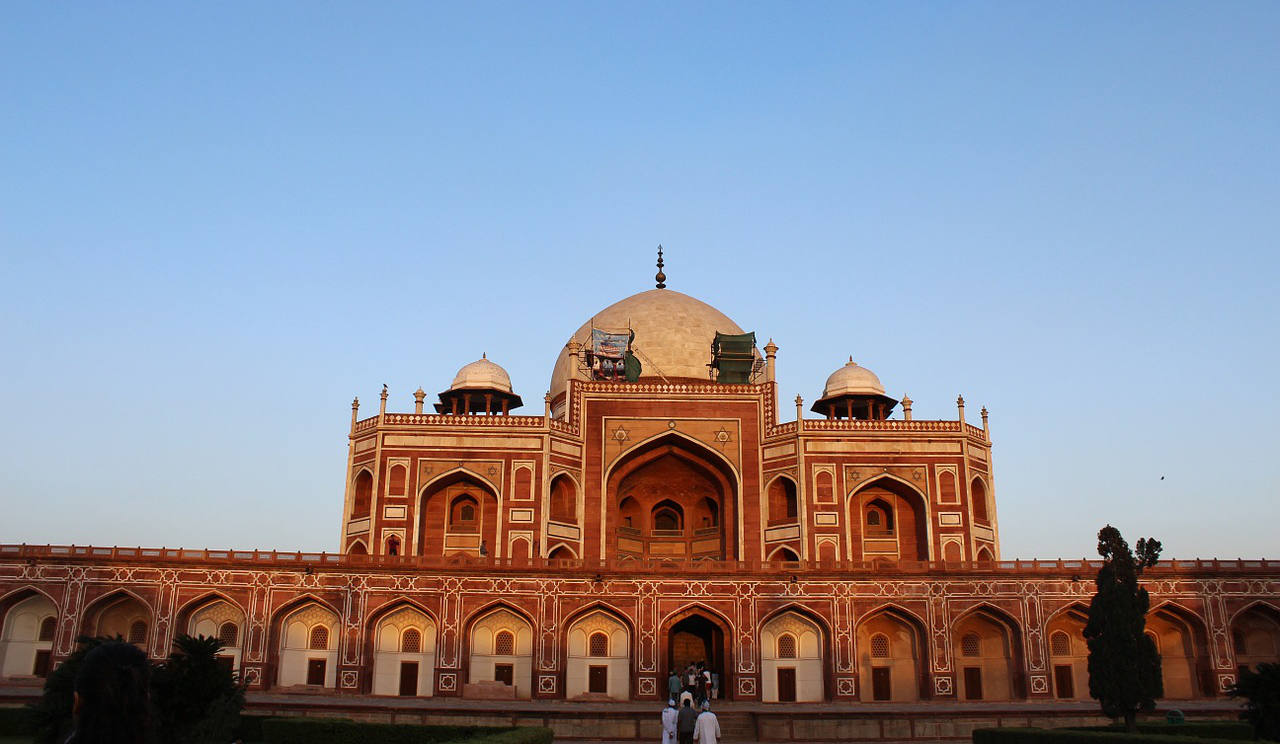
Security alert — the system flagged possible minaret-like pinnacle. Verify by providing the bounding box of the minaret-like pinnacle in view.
[655,245,666,289]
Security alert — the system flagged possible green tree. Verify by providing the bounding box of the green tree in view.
[1231,662,1280,741]
[1084,525,1163,732]
[151,634,245,744]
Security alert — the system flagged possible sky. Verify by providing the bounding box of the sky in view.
[1,2,1277,560]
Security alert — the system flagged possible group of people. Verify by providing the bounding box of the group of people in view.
[662,663,720,744]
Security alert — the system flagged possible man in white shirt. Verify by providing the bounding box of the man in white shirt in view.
[693,701,720,744]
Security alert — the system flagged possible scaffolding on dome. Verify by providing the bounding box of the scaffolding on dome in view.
[710,331,764,384]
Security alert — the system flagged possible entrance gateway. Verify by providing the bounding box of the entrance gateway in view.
[666,612,729,699]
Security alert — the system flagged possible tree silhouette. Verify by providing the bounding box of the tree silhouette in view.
[1084,524,1163,732]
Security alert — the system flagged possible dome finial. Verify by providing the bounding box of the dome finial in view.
[482,351,487,359]
[655,245,666,289]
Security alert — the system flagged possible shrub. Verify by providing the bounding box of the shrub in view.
[0,705,37,735]
[973,728,1247,744]
[1232,662,1280,741]
[259,719,552,744]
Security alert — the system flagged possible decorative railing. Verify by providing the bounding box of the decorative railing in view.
[574,380,769,397]
[354,413,546,433]
[2,544,1274,576]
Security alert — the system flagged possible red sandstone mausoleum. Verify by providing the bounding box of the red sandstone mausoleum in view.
[2,264,1278,705]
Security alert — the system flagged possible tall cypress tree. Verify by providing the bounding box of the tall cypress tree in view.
[1084,525,1163,731]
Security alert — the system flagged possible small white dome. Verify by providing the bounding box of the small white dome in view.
[820,358,887,399]
[449,354,514,394]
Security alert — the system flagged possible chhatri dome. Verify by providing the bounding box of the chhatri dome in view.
[811,358,898,420]
[549,249,753,406]
[435,354,523,415]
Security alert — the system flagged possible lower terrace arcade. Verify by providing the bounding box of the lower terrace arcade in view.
[0,546,1277,703]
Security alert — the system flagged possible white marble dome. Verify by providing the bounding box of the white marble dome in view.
[820,358,887,399]
[549,289,749,402]
[450,354,514,394]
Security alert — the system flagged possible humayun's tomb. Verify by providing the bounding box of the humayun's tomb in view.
[2,257,1278,715]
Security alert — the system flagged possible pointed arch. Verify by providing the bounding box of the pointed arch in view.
[367,599,438,696]
[759,605,829,702]
[346,538,369,556]
[1231,602,1280,671]
[0,589,60,678]
[79,589,154,643]
[1147,601,1213,698]
[1044,602,1090,699]
[659,603,736,700]
[547,543,579,560]
[765,474,799,525]
[463,601,536,699]
[970,475,990,525]
[605,432,741,561]
[1229,600,1280,627]
[548,472,579,525]
[564,603,633,699]
[766,545,801,562]
[351,467,374,519]
[271,594,341,689]
[951,603,1026,701]
[846,473,932,563]
[417,470,501,557]
[857,603,929,701]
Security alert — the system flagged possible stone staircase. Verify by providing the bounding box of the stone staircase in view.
[714,710,757,743]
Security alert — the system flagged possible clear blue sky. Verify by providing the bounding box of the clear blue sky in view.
[2,2,1276,559]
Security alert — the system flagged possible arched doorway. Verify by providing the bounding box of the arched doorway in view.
[848,476,929,562]
[664,609,731,700]
[0,591,58,678]
[466,606,534,699]
[180,596,246,672]
[565,609,631,700]
[370,605,436,696]
[1233,604,1280,675]
[760,611,825,702]
[1147,604,1211,699]
[607,436,739,561]
[856,606,927,701]
[418,472,500,557]
[952,606,1024,701]
[1045,605,1089,700]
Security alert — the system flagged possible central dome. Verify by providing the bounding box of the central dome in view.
[549,289,748,403]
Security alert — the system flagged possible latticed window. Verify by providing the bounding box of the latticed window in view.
[1050,631,1071,656]
[495,630,515,656]
[128,620,147,645]
[777,633,797,658]
[218,622,239,647]
[589,632,609,657]
[309,625,329,650]
[402,628,422,653]
[961,633,980,657]
[870,633,890,658]
[867,510,881,527]
[38,617,56,642]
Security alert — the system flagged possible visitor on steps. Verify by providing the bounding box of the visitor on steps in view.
[693,700,720,744]
[677,697,698,744]
[661,698,678,744]
[668,670,681,700]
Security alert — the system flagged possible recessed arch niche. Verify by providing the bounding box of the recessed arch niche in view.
[607,435,739,561]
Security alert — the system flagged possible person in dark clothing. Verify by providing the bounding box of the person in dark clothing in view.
[67,640,151,744]
[667,670,682,700]
[676,698,699,744]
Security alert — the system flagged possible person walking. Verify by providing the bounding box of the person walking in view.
[693,701,721,744]
[677,698,699,744]
[667,670,681,701]
[661,698,678,744]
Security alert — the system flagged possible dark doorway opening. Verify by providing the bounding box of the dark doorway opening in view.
[963,667,983,700]
[306,658,326,686]
[668,614,727,699]
[33,650,52,677]
[495,663,514,686]
[776,667,796,702]
[400,661,419,696]
[589,665,608,694]
[1053,664,1074,699]
[871,666,891,701]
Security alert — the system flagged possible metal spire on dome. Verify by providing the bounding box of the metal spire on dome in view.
[655,245,666,289]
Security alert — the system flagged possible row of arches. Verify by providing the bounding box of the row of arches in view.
[5,587,1275,702]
